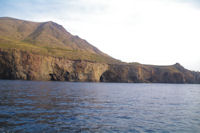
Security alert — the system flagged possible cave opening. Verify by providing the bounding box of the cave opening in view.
[99,70,119,82]
[49,73,56,81]
[100,75,104,82]
[64,71,70,81]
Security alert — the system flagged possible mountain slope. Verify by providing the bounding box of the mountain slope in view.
[0,17,199,83]
[0,17,118,63]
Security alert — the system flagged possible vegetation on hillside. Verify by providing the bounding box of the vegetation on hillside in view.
[0,17,120,64]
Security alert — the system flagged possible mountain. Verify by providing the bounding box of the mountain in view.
[0,17,118,63]
[0,17,200,83]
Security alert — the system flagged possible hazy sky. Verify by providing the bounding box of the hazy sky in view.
[0,0,200,71]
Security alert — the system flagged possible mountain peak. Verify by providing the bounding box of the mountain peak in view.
[174,63,182,67]
[173,63,185,71]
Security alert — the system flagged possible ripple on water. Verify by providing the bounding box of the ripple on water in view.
[0,80,200,132]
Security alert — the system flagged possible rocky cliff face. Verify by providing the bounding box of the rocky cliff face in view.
[100,64,200,83]
[1,49,200,83]
[0,49,108,82]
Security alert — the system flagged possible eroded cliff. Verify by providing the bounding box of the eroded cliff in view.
[0,49,108,82]
[100,63,200,83]
[1,49,200,83]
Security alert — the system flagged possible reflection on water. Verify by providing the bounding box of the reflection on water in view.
[0,80,200,132]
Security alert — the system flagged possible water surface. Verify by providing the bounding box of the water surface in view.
[0,80,200,132]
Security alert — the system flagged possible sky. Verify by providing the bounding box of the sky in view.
[0,0,200,71]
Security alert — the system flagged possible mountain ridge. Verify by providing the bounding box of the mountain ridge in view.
[0,17,109,55]
[0,17,119,63]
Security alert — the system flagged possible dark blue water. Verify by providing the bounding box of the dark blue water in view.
[0,80,200,133]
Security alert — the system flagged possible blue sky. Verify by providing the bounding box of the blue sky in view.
[0,0,200,71]
[0,0,105,21]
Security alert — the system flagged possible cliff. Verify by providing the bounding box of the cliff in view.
[1,49,199,83]
[0,17,200,83]
[100,63,200,83]
[0,49,108,82]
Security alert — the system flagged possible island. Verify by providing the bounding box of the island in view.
[0,17,200,83]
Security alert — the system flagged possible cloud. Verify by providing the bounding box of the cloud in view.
[178,0,200,5]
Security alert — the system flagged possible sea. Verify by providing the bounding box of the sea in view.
[0,80,200,133]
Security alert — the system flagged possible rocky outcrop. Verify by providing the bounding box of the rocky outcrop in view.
[0,49,108,82]
[0,49,200,83]
[100,63,200,83]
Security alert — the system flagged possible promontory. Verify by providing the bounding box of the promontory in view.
[0,17,199,83]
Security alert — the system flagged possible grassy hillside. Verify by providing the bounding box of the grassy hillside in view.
[0,17,119,63]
